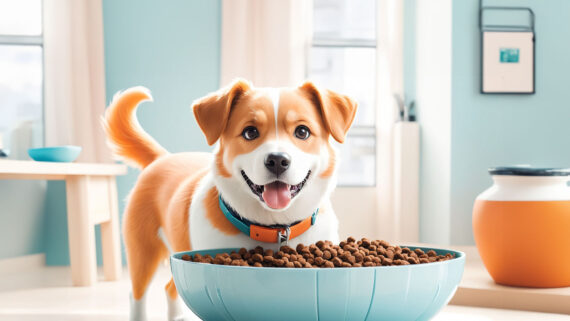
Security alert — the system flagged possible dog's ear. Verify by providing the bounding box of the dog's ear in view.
[300,81,358,143]
[192,79,251,145]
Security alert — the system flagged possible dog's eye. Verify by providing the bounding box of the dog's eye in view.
[294,125,310,140]
[242,126,260,140]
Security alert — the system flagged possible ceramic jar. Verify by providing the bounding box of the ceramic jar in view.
[473,167,570,288]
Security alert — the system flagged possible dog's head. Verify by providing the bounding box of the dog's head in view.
[192,79,357,225]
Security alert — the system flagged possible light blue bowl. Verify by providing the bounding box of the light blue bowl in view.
[28,145,82,162]
[171,246,465,321]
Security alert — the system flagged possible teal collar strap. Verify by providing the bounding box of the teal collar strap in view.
[218,195,318,244]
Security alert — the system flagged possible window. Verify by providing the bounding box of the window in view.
[308,0,376,186]
[0,0,44,159]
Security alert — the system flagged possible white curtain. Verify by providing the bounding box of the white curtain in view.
[43,0,111,163]
[220,0,311,87]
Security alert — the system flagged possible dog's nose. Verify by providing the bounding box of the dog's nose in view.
[264,152,291,177]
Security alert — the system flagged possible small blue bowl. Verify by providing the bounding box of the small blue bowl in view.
[171,246,465,321]
[28,145,82,162]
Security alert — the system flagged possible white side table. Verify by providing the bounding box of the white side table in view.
[0,160,127,286]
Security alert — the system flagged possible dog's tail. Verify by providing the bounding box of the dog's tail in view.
[102,87,167,169]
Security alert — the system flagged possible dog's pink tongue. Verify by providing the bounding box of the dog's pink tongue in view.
[262,181,291,209]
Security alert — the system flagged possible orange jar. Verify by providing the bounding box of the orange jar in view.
[473,167,570,288]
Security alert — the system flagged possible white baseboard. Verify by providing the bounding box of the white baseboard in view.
[0,253,46,274]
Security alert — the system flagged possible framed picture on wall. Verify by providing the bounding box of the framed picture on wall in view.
[481,31,535,94]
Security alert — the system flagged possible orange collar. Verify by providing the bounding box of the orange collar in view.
[219,196,318,244]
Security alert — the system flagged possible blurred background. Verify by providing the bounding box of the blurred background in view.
[1,0,569,267]
[2,0,570,320]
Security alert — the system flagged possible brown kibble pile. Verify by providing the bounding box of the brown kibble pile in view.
[180,237,455,268]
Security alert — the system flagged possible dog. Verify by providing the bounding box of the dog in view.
[103,79,357,321]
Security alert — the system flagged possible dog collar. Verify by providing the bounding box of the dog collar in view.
[218,196,318,245]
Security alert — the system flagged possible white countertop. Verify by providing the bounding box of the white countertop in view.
[449,246,570,315]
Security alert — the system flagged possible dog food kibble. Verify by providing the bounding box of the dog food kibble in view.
[181,238,456,268]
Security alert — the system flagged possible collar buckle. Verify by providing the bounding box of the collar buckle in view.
[277,226,291,247]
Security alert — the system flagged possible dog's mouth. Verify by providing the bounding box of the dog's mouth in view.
[241,170,311,210]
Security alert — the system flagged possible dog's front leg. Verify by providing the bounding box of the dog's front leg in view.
[129,292,147,321]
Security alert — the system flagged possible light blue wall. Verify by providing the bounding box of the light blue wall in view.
[44,0,221,265]
[450,0,570,244]
[0,180,46,259]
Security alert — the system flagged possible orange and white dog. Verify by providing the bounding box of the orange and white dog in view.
[103,79,357,321]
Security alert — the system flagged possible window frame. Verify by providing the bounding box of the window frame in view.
[0,0,45,150]
[307,4,378,188]
[0,35,43,46]
[307,0,416,242]
[0,0,44,51]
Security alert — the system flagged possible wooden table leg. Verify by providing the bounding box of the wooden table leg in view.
[65,176,97,286]
[101,176,122,281]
